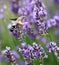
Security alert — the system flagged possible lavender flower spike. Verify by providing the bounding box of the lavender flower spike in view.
[19,42,48,65]
[2,46,20,64]
[46,42,59,53]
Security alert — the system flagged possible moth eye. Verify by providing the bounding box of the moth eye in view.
[10,29,13,32]
[12,25,16,28]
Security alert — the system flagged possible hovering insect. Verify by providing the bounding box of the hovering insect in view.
[8,17,24,32]
[8,17,24,40]
[10,17,23,27]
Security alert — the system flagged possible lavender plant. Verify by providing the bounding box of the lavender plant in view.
[53,0,59,6]
[1,0,59,65]
[19,42,48,65]
[8,0,59,40]
[2,46,20,64]
[8,0,48,40]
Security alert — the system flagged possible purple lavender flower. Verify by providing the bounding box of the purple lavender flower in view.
[11,4,19,14]
[3,46,20,64]
[18,43,33,65]
[19,42,33,61]
[8,20,24,40]
[0,55,4,62]
[33,42,48,60]
[19,42,48,65]
[9,0,20,14]
[40,37,47,43]
[46,41,59,60]
[46,42,59,53]
[18,8,24,15]
[47,20,52,28]
[54,16,59,27]
[55,29,59,36]
[11,51,20,59]
[18,60,25,65]
[9,0,27,14]
[49,19,56,26]
[47,18,57,28]
[8,0,49,40]
[54,0,59,6]
[0,8,6,19]
[0,1,7,19]
[25,61,34,65]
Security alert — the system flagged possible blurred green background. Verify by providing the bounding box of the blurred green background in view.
[0,0,59,65]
